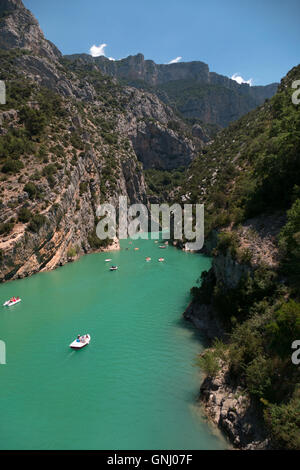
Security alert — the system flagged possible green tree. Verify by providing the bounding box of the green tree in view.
[266,300,300,358]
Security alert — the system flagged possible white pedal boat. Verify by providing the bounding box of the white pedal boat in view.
[70,334,91,349]
[3,298,22,307]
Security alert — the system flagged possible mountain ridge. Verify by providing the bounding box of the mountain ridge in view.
[64,52,278,127]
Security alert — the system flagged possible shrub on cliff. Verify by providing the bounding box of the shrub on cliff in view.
[18,207,33,223]
[245,356,273,398]
[278,198,300,285]
[28,214,47,233]
[266,300,300,359]
[196,350,220,378]
[19,106,47,137]
[0,130,35,160]
[88,230,112,249]
[1,159,24,174]
[216,231,238,257]
[24,182,38,200]
[264,389,300,450]
[0,222,14,236]
[67,247,77,259]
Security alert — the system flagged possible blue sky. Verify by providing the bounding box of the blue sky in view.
[24,0,300,85]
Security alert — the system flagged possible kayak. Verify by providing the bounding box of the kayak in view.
[70,334,91,349]
[3,299,22,307]
[105,259,112,262]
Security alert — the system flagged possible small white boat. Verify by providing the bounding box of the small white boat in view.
[105,259,112,262]
[70,334,91,349]
[159,245,167,249]
[3,298,22,307]
[158,258,165,262]
[146,257,151,262]
[110,266,118,271]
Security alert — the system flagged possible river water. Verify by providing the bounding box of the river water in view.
[0,235,227,449]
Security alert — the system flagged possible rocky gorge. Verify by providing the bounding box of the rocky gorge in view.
[0,0,199,281]
[0,0,299,452]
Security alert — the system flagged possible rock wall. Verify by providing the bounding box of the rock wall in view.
[200,362,270,449]
[64,53,278,128]
[183,244,269,449]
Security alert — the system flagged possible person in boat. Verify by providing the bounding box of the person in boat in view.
[77,335,81,343]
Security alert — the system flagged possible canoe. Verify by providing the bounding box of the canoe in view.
[70,334,91,349]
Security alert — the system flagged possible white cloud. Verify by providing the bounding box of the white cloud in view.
[168,56,182,64]
[90,43,107,57]
[89,43,115,60]
[231,73,253,86]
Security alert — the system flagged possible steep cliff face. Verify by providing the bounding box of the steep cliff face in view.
[0,0,61,61]
[65,53,210,86]
[116,87,196,169]
[62,57,200,169]
[200,362,269,449]
[0,0,197,281]
[65,53,278,127]
[0,89,148,281]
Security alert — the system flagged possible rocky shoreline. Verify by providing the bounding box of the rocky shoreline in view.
[184,301,270,450]
[41,237,121,275]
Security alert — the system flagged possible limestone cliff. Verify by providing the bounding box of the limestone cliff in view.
[0,0,196,281]
[65,53,278,127]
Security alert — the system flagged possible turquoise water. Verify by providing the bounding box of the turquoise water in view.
[0,236,227,450]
